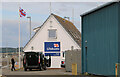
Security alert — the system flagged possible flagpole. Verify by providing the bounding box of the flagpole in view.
[18,6,21,69]
[72,8,74,24]
[18,3,27,69]
[50,2,51,14]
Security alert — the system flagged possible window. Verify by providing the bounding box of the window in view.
[63,52,65,57]
[48,29,57,38]
[31,46,34,50]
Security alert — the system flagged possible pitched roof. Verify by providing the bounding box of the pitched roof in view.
[24,14,81,49]
[52,14,81,47]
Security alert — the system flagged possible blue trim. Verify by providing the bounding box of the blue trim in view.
[45,53,60,56]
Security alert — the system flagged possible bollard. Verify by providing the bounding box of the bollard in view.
[72,63,77,75]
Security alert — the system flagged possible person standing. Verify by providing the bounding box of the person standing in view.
[11,57,15,71]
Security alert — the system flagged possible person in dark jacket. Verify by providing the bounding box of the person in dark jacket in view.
[11,57,15,71]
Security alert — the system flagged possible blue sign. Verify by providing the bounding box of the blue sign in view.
[44,42,60,52]
[45,53,60,56]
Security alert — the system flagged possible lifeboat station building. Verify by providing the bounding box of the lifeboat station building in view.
[23,13,81,68]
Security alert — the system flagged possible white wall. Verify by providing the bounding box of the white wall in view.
[23,15,81,68]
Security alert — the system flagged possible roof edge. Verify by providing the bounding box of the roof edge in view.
[23,14,52,50]
[80,2,118,17]
[52,14,81,47]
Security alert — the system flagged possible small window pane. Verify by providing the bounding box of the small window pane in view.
[49,29,56,38]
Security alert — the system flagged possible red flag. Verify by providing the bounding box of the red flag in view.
[19,7,26,17]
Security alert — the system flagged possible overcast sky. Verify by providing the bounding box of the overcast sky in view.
[2,2,108,48]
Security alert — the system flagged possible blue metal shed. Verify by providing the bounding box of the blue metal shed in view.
[81,2,120,75]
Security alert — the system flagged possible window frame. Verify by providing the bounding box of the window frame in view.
[48,29,57,39]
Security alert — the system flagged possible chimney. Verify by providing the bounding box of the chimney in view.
[64,16,70,21]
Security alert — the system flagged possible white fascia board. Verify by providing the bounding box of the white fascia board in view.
[24,50,43,52]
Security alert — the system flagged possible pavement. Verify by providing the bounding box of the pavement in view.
[2,67,73,76]
[1,57,73,76]
[1,67,106,77]
[1,57,103,77]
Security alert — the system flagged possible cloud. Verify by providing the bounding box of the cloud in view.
[1,0,114,2]
[2,19,41,47]
[2,2,105,16]
[2,2,107,47]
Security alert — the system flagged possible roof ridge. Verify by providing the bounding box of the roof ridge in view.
[51,13,74,24]
[53,14,81,33]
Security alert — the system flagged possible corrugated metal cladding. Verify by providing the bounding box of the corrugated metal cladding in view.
[81,2,120,75]
[118,2,120,64]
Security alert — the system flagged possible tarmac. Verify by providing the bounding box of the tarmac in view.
[2,67,72,76]
[1,67,106,77]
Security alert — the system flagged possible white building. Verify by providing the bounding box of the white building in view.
[23,13,81,68]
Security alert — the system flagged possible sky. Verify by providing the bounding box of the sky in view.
[1,2,109,48]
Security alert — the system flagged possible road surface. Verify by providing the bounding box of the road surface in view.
[2,68,72,76]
